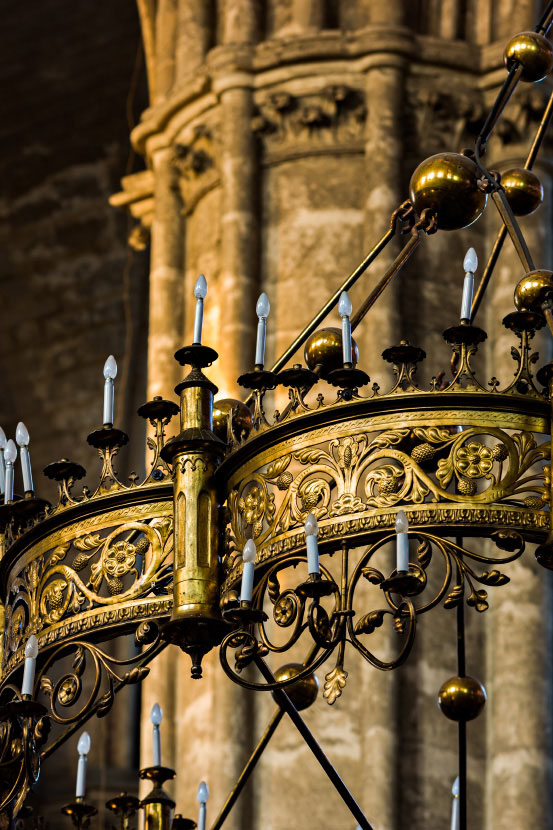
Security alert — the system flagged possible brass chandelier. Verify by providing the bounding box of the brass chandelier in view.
[2,8,553,830]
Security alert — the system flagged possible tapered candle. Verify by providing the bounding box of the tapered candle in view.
[193,274,208,344]
[151,702,163,767]
[450,776,460,830]
[395,510,409,573]
[4,440,17,504]
[75,731,91,799]
[16,422,33,494]
[21,634,38,697]
[240,540,257,603]
[460,247,478,322]
[304,513,320,575]
[197,781,209,830]
[338,291,353,365]
[255,293,270,368]
[103,355,118,426]
[0,427,6,496]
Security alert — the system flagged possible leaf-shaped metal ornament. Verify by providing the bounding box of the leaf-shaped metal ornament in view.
[491,530,524,553]
[265,455,291,480]
[417,538,432,569]
[323,666,348,705]
[443,584,464,609]
[74,533,103,552]
[267,572,280,604]
[97,685,115,718]
[124,666,150,684]
[479,569,510,586]
[361,567,384,586]
[73,646,86,677]
[467,588,489,612]
[354,610,386,635]
[311,605,331,640]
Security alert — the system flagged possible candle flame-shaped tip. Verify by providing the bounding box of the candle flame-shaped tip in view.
[25,634,38,659]
[77,731,91,756]
[256,292,270,319]
[103,355,118,380]
[338,291,352,318]
[243,539,257,563]
[463,247,478,274]
[0,427,6,450]
[395,510,409,534]
[150,702,163,725]
[4,440,17,465]
[197,781,209,804]
[15,422,30,447]
[304,513,319,537]
[452,776,460,797]
[194,274,208,299]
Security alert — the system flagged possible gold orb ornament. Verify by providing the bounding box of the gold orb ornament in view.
[274,663,319,710]
[502,168,543,216]
[437,675,487,721]
[304,327,359,378]
[504,32,553,82]
[513,270,553,312]
[409,153,487,231]
[212,398,253,442]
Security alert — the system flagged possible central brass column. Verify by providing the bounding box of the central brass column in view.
[161,350,227,677]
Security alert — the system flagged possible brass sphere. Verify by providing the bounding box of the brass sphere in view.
[304,327,359,378]
[504,32,553,82]
[274,663,319,711]
[513,270,553,312]
[437,675,487,722]
[212,398,253,442]
[502,167,543,216]
[409,153,487,231]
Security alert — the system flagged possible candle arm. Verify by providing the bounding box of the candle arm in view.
[255,318,266,368]
[75,755,87,799]
[193,298,204,344]
[396,533,409,573]
[20,446,33,494]
[103,378,115,426]
[460,273,474,322]
[306,535,320,575]
[21,656,36,697]
[240,561,255,603]
[341,316,352,364]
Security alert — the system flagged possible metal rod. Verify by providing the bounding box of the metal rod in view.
[254,655,374,830]
[475,65,522,154]
[210,707,284,830]
[489,190,535,272]
[536,0,553,34]
[471,89,553,321]
[271,227,395,374]
[455,538,467,830]
[350,231,421,331]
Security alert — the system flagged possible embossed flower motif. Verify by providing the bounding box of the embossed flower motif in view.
[336,437,359,470]
[242,486,264,526]
[57,676,79,706]
[103,541,136,579]
[274,595,297,627]
[454,442,493,479]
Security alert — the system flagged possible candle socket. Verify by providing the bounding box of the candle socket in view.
[139,766,176,830]
[106,792,140,830]
[61,799,98,829]
[296,572,336,599]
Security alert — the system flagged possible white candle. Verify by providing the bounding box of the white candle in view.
[193,274,208,344]
[103,355,118,426]
[4,440,17,504]
[450,776,460,830]
[16,422,33,494]
[460,247,478,322]
[21,634,38,697]
[338,291,353,365]
[395,510,409,573]
[0,427,6,495]
[197,781,209,830]
[255,293,270,368]
[151,702,163,766]
[240,540,257,603]
[304,513,320,575]
[75,731,91,799]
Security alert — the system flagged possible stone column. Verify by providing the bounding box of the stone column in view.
[154,0,178,104]
[175,0,212,86]
[211,67,259,392]
[485,163,553,830]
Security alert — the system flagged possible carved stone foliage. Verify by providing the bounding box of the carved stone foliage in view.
[224,425,549,578]
[172,124,219,215]
[3,515,173,674]
[251,85,366,155]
